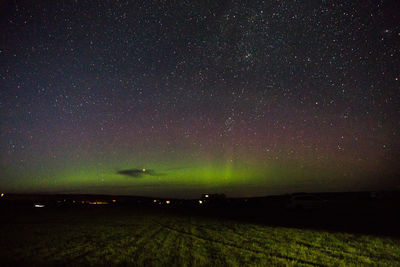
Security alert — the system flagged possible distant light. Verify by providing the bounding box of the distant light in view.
[199,200,203,204]
[166,200,170,204]
[89,201,109,205]
[112,199,116,203]
[153,199,157,203]
[0,193,4,197]
[205,194,209,198]
[34,204,45,208]
[142,168,146,172]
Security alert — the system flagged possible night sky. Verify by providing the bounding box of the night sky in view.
[1,1,399,198]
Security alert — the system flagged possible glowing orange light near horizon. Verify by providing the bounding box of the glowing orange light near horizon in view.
[89,201,109,205]
[112,199,116,203]
[166,200,170,204]
[0,193,4,197]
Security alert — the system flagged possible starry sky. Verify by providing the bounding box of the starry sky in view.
[1,0,399,198]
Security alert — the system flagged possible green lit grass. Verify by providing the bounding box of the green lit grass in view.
[1,208,399,266]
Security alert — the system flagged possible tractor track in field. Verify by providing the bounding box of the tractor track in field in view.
[221,223,357,260]
[184,219,388,262]
[152,219,323,266]
[182,219,284,244]
[63,221,164,262]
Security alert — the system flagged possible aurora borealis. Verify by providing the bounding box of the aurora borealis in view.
[1,1,399,198]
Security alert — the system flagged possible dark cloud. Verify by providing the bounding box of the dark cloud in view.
[117,168,158,178]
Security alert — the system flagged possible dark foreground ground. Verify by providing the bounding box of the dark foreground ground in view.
[1,202,400,266]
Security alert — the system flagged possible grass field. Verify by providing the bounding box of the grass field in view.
[1,207,400,266]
